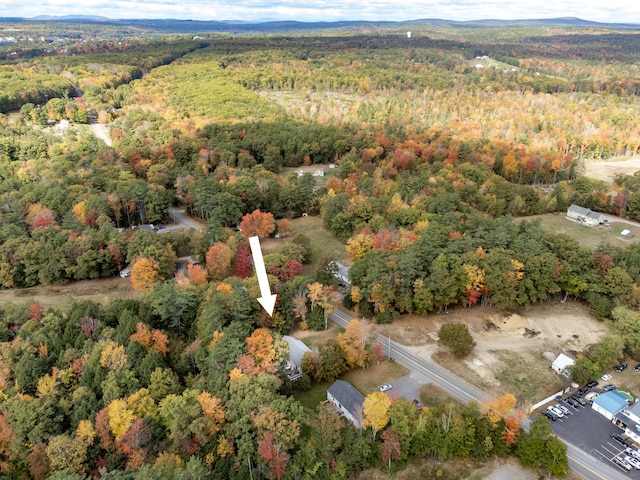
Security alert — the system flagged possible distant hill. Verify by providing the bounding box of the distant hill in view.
[0,16,638,33]
[31,14,111,22]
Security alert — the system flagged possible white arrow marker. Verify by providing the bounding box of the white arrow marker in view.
[249,236,277,317]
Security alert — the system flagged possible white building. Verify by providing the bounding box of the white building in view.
[327,380,364,429]
[551,353,575,377]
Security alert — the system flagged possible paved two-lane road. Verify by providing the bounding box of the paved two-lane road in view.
[329,308,627,480]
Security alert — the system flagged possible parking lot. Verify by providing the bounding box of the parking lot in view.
[547,389,640,477]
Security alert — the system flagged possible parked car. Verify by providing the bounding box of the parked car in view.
[612,433,634,447]
[412,399,424,410]
[378,384,392,392]
[565,397,580,408]
[555,403,570,415]
[613,456,633,471]
[573,396,586,406]
[601,374,612,381]
[603,384,616,392]
[627,455,640,469]
[119,267,131,278]
[616,362,629,372]
[541,409,558,421]
[548,406,565,418]
[586,380,599,388]
[626,447,640,460]
[634,363,640,372]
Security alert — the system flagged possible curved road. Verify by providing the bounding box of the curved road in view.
[329,308,627,480]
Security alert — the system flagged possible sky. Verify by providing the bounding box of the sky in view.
[1,0,638,24]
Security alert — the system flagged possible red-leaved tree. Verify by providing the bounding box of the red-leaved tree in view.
[257,432,288,480]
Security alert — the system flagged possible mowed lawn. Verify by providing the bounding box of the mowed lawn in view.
[515,213,640,249]
[294,359,409,410]
[263,215,348,274]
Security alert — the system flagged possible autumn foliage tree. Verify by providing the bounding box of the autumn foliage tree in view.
[257,431,288,480]
[337,318,373,368]
[130,257,161,291]
[363,391,391,440]
[240,209,275,238]
[206,242,234,280]
[380,428,402,469]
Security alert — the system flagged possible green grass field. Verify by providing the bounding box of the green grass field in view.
[294,359,409,410]
[516,213,640,249]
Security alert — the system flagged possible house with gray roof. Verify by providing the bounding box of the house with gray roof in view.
[327,380,365,429]
[282,335,311,381]
[566,204,607,227]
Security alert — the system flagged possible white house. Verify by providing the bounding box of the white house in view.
[282,335,311,381]
[566,205,607,227]
[551,353,574,377]
[327,380,365,429]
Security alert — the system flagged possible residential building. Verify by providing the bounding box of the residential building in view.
[282,335,311,381]
[327,380,365,429]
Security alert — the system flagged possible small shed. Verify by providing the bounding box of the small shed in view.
[551,353,574,377]
[592,391,629,421]
[327,380,365,429]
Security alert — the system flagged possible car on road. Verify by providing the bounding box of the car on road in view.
[602,384,616,392]
[635,363,640,372]
[412,399,424,410]
[601,374,612,381]
[555,403,570,415]
[586,380,599,388]
[378,384,392,392]
[616,361,628,372]
[119,267,131,278]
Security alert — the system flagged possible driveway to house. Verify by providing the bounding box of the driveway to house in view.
[330,308,627,480]
[89,119,112,147]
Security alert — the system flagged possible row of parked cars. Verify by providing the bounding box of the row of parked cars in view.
[611,434,640,470]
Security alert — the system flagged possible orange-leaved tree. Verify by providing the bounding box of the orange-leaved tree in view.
[206,242,234,280]
[337,318,374,369]
[240,209,275,238]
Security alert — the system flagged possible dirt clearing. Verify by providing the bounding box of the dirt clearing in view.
[0,277,140,308]
[377,301,607,404]
[584,156,640,183]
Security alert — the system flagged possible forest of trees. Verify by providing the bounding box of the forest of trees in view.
[1,18,640,477]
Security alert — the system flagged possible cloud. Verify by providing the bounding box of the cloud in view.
[1,0,638,23]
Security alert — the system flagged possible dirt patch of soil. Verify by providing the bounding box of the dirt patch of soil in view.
[0,277,141,308]
[378,302,607,403]
[584,156,640,183]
